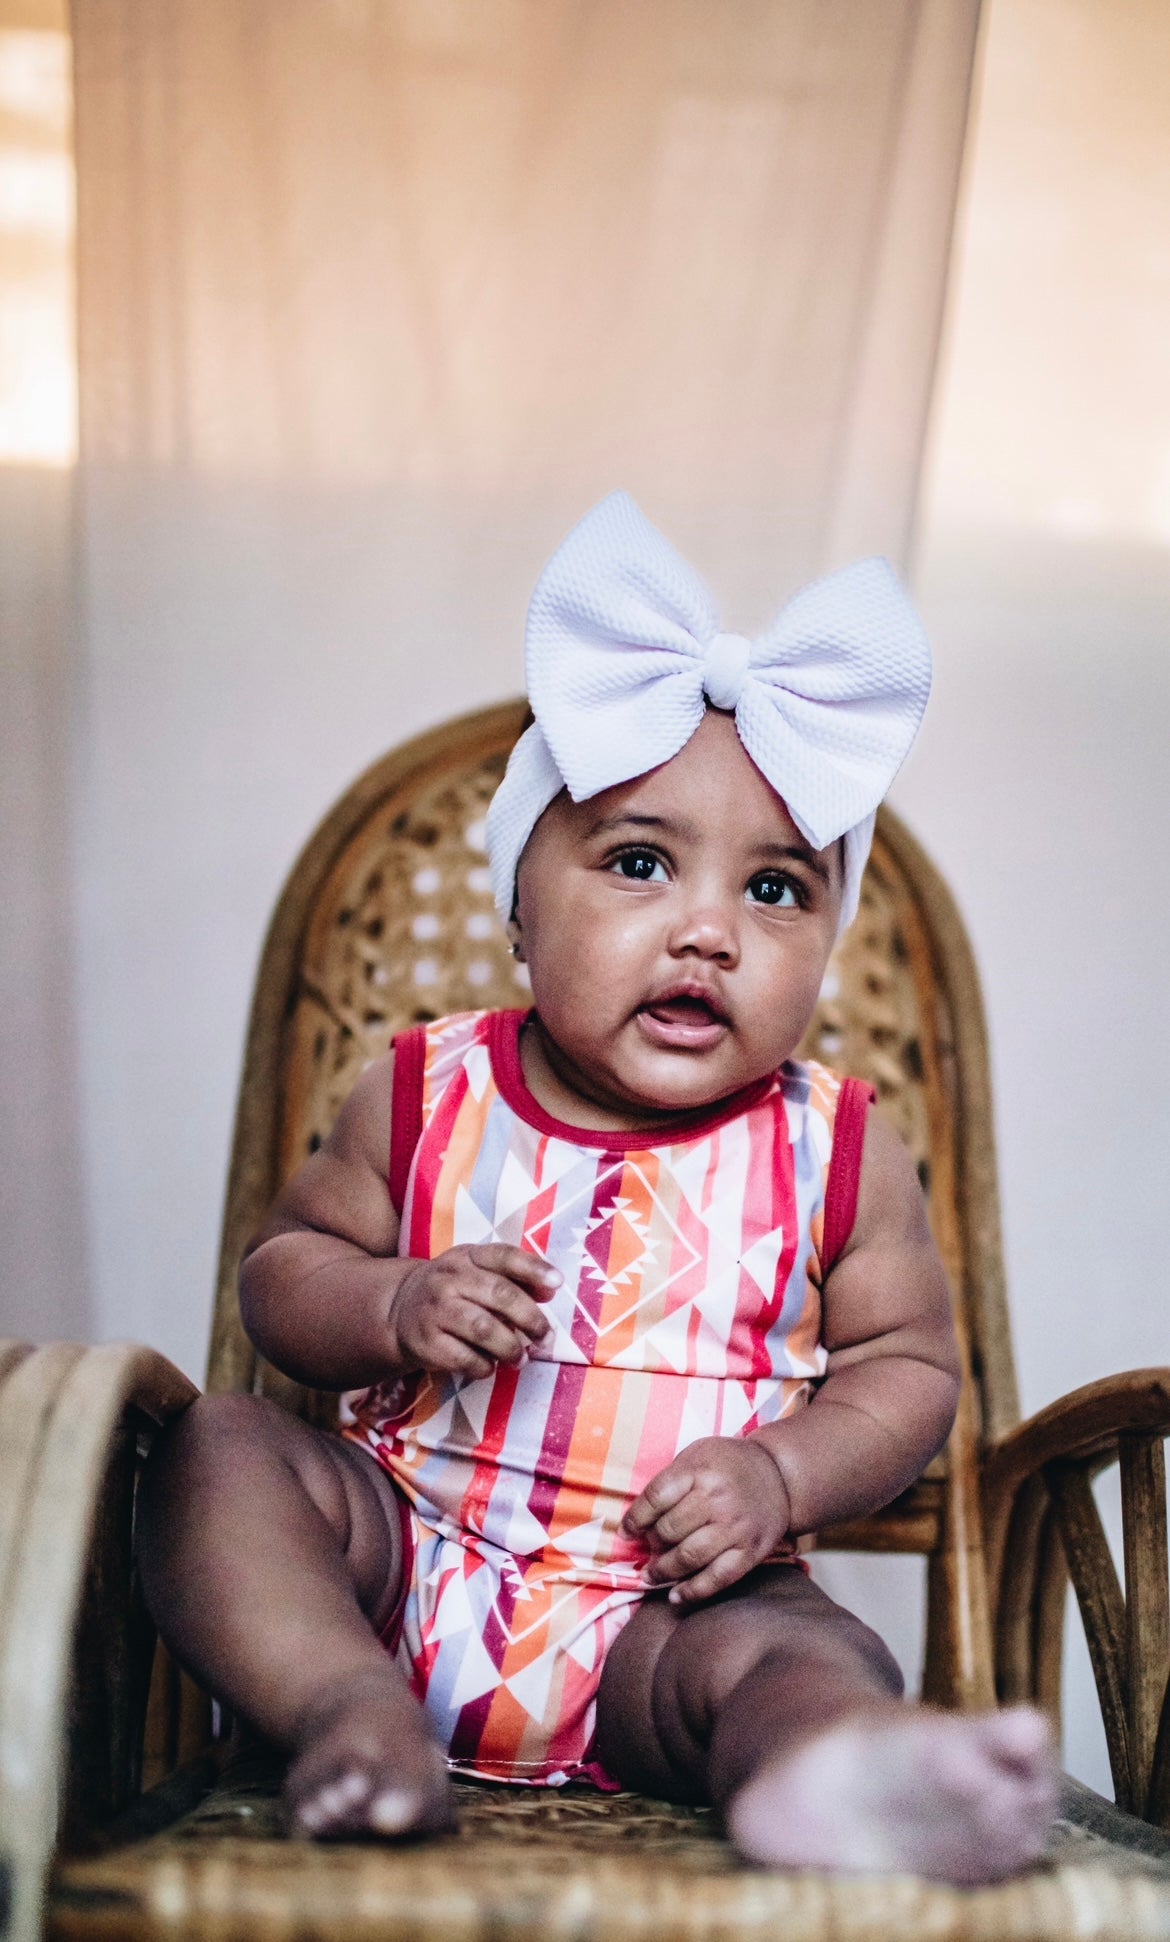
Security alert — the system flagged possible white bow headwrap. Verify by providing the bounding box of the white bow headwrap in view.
[487,492,931,935]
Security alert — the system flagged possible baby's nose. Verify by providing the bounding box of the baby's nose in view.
[669,902,740,963]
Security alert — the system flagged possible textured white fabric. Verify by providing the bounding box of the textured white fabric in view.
[487,493,930,931]
[702,633,752,710]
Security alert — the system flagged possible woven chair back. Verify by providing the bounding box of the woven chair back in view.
[208,699,1019,1502]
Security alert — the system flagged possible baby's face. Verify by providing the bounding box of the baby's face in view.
[513,710,843,1121]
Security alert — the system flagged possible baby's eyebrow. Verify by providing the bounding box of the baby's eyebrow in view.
[584,812,698,841]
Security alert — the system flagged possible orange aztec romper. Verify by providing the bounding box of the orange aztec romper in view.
[344,1009,871,1787]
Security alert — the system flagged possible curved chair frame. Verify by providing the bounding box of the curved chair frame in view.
[0,1342,196,1942]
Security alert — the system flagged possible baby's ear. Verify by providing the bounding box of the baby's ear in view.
[506,920,527,964]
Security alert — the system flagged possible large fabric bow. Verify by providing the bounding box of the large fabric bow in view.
[487,492,931,930]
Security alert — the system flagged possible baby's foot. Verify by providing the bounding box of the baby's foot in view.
[727,1705,1057,1884]
[285,1668,453,1839]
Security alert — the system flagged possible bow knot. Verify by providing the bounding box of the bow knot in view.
[703,632,751,711]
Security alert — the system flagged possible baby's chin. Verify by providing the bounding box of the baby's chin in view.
[526,1009,788,1129]
[593,1037,772,1122]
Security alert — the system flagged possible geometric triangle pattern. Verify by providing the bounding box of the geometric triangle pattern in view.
[347,1010,845,1788]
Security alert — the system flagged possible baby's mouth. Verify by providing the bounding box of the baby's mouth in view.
[637,990,730,1049]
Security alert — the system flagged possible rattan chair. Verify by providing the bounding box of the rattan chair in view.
[4,701,1170,1942]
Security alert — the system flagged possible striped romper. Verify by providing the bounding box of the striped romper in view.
[344,1008,869,1787]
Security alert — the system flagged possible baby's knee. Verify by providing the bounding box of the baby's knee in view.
[810,1601,904,1698]
[664,1581,903,1730]
[754,1585,904,1700]
[141,1391,288,1511]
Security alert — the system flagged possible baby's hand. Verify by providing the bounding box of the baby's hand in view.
[622,1437,791,1606]
[390,1245,561,1379]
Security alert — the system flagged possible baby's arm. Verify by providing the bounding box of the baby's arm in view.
[752,1111,960,1530]
[624,1112,960,1603]
[240,1054,559,1390]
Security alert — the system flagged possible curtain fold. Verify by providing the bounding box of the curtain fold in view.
[0,5,87,1341]
[0,464,90,1340]
[70,0,979,1376]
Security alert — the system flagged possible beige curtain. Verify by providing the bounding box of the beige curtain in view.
[0,3,88,1341]
[0,465,89,1340]
[69,0,979,1378]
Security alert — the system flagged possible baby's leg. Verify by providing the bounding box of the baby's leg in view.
[138,1392,450,1837]
[596,1568,1056,1883]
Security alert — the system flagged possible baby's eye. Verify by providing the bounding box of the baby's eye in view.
[747,871,801,908]
[612,848,667,883]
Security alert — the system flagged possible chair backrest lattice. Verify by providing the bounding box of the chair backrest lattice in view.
[279,747,523,1184]
[209,702,1019,1464]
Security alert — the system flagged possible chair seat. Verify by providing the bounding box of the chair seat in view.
[49,1748,1170,1942]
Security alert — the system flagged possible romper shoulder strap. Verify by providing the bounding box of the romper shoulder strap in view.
[388,1023,427,1216]
[820,1075,876,1274]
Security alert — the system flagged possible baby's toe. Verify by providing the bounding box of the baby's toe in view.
[918,1713,1057,1879]
[291,1766,368,1836]
[366,1746,457,1837]
[369,1788,421,1834]
[286,1690,453,1841]
[991,1705,1053,1759]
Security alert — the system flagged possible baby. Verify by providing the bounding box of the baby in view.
[139,493,1057,1881]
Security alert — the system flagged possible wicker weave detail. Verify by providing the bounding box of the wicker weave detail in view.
[49,1760,1170,1942]
[282,753,522,1178]
[797,843,935,1190]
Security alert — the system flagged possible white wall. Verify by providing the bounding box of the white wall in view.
[914,5,1170,1420]
[817,0,1170,1793]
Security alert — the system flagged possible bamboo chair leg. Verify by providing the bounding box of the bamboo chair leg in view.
[1149,1678,1170,1828]
[993,1474,1048,1707]
[1044,1460,1133,1811]
[922,1382,996,1710]
[1031,1502,1067,1730]
[1119,1434,1170,1820]
[1041,1443,1170,1827]
[990,1473,1067,1737]
[985,1371,1170,1825]
[0,1341,196,1942]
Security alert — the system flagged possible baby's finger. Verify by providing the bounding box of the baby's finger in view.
[667,1547,751,1607]
[648,1493,711,1550]
[468,1245,561,1299]
[646,1524,724,1585]
[470,1275,553,1344]
[623,1466,694,1535]
[447,1302,526,1367]
[429,1332,497,1381]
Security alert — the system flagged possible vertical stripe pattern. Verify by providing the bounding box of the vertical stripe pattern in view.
[346,1010,843,1785]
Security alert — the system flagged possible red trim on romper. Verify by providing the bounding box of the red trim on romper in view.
[820,1076,875,1273]
[388,1024,427,1215]
[487,1009,775,1151]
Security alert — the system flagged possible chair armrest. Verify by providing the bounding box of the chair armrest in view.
[984,1370,1170,1522]
[0,1339,197,1942]
[982,1367,1170,1827]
